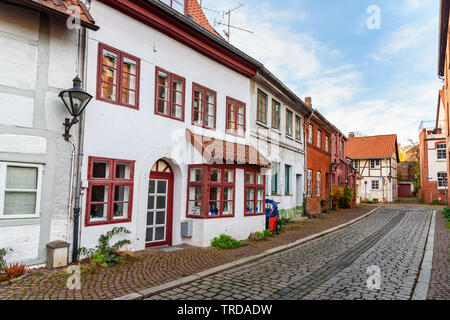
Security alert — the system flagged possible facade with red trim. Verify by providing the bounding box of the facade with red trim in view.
[79,0,272,251]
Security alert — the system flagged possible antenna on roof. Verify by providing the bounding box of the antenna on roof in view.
[212,3,253,43]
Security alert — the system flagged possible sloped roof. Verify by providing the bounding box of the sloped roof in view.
[185,129,271,167]
[10,0,98,30]
[347,134,399,161]
[187,0,218,35]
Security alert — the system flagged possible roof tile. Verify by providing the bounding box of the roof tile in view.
[347,134,398,160]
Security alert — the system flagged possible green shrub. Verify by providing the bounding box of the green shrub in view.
[302,195,308,217]
[248,230,273,241]
[0,248,12,270]
[331,186,354,209]
[211,234,244,249]
[78,227,131,268]
[442,208,450,221]
[431,200,442,206]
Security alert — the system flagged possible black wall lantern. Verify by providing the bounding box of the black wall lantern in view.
[331,159,339,171]
[59,76,92,141]
[387,172,393,183]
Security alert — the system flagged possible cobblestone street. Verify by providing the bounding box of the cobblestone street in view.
[147,206,439,300]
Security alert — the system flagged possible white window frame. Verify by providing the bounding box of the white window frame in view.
[0,162,43,219]
[316,172,321,197]
[371,180,380,190]
[438,172,448,189]
[308,125,313,144]
[437,143,447,160]
[317,130,322,148]
[352,160,359,169]
[325,136,329,153]
[307,169,313,198]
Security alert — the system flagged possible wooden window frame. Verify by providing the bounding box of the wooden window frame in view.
[85,157,135,227]
[438,172,448,189]
[286,109,293,138]
[371,180,380,190]
[370,159,381,169]
[226,96,246,137]
[257,89,268,125]
[191,83,217,130]
[308,124,314,144]
[437,143,447,160]
[244,169,266,217]
[295,115,302,142]
[186,165,236,219]
[155,66,186,122]
[271,99,281,130]
[96,43,140,110]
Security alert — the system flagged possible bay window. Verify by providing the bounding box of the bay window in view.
[86,157,135,226]
[97,43,140,109]
[155,66,185,121]
[0,162,42,219]
[187,165,236,218]
[245,169,265,216]
[226,97,246,137]
[192,84,216,129]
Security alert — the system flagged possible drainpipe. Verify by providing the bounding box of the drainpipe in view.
[72,26,89,263]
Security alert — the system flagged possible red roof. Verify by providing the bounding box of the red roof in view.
[347,134,399,160]
[186,129,271,167]
[188,0,218,35]
[14,0,98,30]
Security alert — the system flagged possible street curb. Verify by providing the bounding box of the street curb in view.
[113,206,382,300]
[411,210,436,300]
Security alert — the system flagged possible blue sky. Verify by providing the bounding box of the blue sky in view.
[200,0,442,145]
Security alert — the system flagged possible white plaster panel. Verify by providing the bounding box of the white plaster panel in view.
[0,92,34,128]
[0,35,37,90]
[0,2,40,41]
[0,134,46,154]
[0,224,40,263]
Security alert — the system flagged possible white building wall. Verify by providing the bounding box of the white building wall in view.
[427,138,447,188]
[79,1,264,251]
[0,2,81,265]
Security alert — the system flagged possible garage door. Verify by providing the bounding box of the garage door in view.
[398,184,411,197]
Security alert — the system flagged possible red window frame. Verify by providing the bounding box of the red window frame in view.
[244,169,266,217]
[191,83,217,130]
[186,165,236,219]
[155,66,186,122]
[226,96,246,137]
[96,43,140,110]
[85,157,135,226]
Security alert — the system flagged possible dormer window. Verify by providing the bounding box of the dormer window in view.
[160,0,186,15]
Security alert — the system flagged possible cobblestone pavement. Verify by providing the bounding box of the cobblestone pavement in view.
[428,212,449,300]
[147,207,437,300]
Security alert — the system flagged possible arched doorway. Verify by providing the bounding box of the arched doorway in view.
[146,159,174,247]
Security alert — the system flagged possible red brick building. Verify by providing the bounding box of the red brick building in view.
[305,98,334,214]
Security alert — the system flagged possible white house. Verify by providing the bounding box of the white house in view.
[347,134,399,203]
[0,0,98,265]
[249,70,311,215]
[76,0,276,254]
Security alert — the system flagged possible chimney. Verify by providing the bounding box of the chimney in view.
[349,132,355,138]
[305,97,312,108]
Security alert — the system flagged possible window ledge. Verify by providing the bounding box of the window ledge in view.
[257,121,270,129]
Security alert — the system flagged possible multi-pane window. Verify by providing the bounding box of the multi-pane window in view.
[187,166,235,218]
[317,130,322,148]
[371,180,380,190]
[86,157,135,226]
[0,163,42,219]
[437,143,447,160]
[271,162,279,195]
[155,67,185,121]
[286,109,293,137]
[307,169,313,197]
[308,124,313,144]
[159,0,186,14]
[192,84,216,129]
[271,99,280,129]
[438,172,448,188]
[325,136,330,152]
[316,172,321,197]
[245,170,265,216]
[370,159,381,169]
[98,43,140,109]
[226,97,246,137]
[352,160,359,169]
[257,89,268,124]
[285,165,291,195]
[295,115,302,141]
